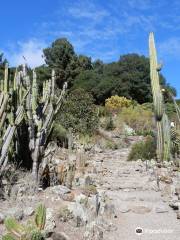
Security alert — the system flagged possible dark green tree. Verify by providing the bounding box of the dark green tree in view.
[43,38,77,87]
[56,88,99,134]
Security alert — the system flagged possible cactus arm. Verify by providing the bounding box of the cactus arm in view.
[4,63,9,93]
[149,32,164,121]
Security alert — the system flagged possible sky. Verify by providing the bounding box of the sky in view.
[0,0,180,97]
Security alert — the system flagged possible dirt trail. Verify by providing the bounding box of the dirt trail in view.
[92,148,180,240]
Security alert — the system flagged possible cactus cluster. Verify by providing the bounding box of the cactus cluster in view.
[2,204,46,240]
[0,64,67,179]
[149,32,171,161]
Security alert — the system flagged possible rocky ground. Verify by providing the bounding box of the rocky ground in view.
[0,136,180,239]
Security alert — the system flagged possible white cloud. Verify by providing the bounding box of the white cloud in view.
[7,39,46,68]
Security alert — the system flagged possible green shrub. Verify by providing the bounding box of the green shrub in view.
[51,123,68,146]
[105,140,118,150]
[105,115,115,131]
[57,88,99,134]
[128,136,156,161]
[97,105,110,117]
[2,204,46,240]
[118,105,154,135]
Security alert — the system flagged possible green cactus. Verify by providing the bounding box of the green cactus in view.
[30,230,44,240]
[149,32,171,162]
[4,218,26,239]
[35,204,46,231]
[4,63,9,94]
[162,113,171,161]
[2,204,46,240]
[0,62,67,179]
[32,70,37,114]
[2,234,16,240]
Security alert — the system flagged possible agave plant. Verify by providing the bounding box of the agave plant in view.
[2,204,46,240]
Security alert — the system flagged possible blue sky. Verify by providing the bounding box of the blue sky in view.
[0,0,180,97]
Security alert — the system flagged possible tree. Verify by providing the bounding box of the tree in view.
[56,88,99,134]
[43,38,77,87]
[74,53,176,104]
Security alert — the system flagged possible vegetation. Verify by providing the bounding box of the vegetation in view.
[2,204,46,240]
[128,136,156,161]
[73,53,175,104]
[56,88,99,134]
[118,105,154,136]
[0,64,67,180]
[105,95,132,113]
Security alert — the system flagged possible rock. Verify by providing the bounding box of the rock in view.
[155,205,169,213]
[131,206,151,214]
[68,202,88,226]
[85,176,94,186]
[45,208,56,234]
[175,187,180,196]
[84,221,103,240]
[177,212,180,219]
[24,207,34,217]
[50,185,71,195]
[75,193,87,203]
[0,212,5,224]
[60,192,75,202]
[94,145,103,153]
[6,208,24,220]
[118,206,130,213]
[58,206,73,222]
[51,232,69,240]
[169,200,179,210]
[103,204,115,218]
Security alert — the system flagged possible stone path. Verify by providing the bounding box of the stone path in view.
[92,148,180,240]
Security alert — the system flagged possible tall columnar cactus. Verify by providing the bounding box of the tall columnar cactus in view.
[162,113,171,161]
[0,63,67,180]
[149,32,171,162]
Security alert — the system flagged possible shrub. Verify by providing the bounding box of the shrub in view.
[51,123,68,146]
[105,95,132,113]
[97,105,110,117]
[57,88,99,134]
[128,136,156,161]
[118,105,154,135]
[105,114,115,131]
[2,204,46,240]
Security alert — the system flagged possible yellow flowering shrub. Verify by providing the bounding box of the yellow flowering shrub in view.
[105,95,132,113]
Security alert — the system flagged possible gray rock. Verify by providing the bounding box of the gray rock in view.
[0,212,5,224]
[68,202,88,225]
[103,204,115,218]
[6,208,24,220]
[131,206,151,214]
[50,185,71,195]
[51,232,69,240]
[24,207,34,217]
[45,208,56,234]
[94,145,103,153]
[155,205,169,213]
[118,206,130,213]
[177,211,180,219]
[84,221,103,240]
[169,200,179,210]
